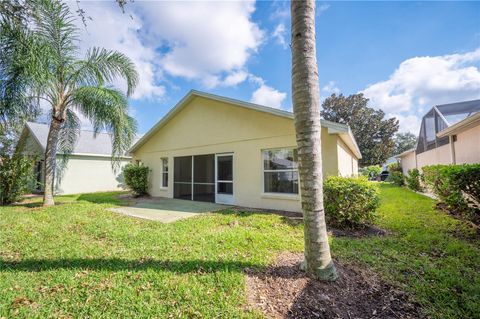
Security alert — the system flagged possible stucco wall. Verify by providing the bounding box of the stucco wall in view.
[400,151,417,175]
[133,96,352,212]
[454,125,480,164]
[416,144,452,171]
[336,138,358,176]
[55,155,129,195]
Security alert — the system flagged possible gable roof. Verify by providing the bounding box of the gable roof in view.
[129,90,362,158]
[22,122,135,158]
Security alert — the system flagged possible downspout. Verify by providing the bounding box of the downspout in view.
[449,135,456,164]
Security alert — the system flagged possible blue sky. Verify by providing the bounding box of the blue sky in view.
[73,1,480,135]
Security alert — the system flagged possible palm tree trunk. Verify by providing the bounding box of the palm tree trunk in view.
[291,0,338,281]
[43,117,62,206]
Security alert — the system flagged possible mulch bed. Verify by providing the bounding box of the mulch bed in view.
[245,252,424,319]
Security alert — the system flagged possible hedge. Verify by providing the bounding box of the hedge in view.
[323,176,380,229]
[405,168,422,192]
[422,164,480,220]
[0,155,34,205]
[123,163,150,196]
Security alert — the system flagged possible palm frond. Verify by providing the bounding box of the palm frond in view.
[55,109,80,182]
[71,86,137,168]
[32,0,79,74]
[58,109,80,156]
[70,48,139,96]
[0,15,48,128]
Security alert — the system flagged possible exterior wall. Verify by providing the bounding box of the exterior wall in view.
[54,155,130,195]
[453,125,480,164]
[416,144,452,171]
[400,151,417,175]
[336,138,358,176]
[20,133,44,155]
[133,96,350,212]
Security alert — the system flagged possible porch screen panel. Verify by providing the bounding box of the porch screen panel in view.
[193,154,215,202]
[174,156,192,200]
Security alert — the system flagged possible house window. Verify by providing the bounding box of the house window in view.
[161,158,168,188]
[263,148,299,194]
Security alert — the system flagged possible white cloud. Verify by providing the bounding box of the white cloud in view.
[362,49,480,113]
[69,0,264,100]
[389,113,421,134]
[250,76,286,109]
[322,81,340,95]
[362,48,480,135]
[71,2,165,100]
[272,23,288,49]
[136,1,263,88]
[318,3,330,15]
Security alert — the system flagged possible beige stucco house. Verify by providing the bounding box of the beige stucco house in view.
[130,90,361,212]
[18,122,131,195]
[397,99,480,175]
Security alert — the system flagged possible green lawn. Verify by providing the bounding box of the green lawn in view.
[0,185,478,318]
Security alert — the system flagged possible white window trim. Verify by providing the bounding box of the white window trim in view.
[160,157,168,189]
[261,147,300,197]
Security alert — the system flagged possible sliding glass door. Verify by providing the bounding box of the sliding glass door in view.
[173,154,215,202]
[193,154,215,202]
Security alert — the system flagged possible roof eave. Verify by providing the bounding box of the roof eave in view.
[129,90,353,154]
[395,148,416,158]
[436,112,480,138]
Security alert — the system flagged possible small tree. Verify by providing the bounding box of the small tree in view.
[360,165,382,180]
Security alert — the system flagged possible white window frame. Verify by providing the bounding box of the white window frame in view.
[261,147,299,196]
[161,157,168,188]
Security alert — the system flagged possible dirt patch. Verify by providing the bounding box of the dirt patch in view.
[245,252,423,319]
[329,225,389,238]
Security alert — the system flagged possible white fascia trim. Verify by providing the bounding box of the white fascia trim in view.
[56,152,132,159]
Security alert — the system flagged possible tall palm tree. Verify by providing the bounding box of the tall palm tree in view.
[1,0,138,206]
[290,0,338,280]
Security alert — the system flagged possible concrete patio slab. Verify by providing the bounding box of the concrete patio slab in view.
[110,197,228,223]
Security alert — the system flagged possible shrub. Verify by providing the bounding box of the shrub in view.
[123,163,150,196]
[0,155,34,205]
[423,164,480,221]
[323,176,380,229]
[360,165,382,180]
[386,162,404,186]
[405,168,422,192]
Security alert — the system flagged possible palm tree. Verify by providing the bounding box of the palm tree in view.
[290,0,338,280]
[1,0,138,206]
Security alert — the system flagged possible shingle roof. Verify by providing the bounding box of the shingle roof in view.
[25,122,137,157]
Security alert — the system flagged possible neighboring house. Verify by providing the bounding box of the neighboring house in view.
[18,122,132,195]
[130,90,361,212]
[397,99,480,176]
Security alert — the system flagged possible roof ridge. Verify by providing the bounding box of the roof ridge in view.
[27,121,121,137]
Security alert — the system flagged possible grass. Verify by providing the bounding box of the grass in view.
[1,185,479,318]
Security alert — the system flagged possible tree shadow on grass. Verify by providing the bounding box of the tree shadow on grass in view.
[0,258,259,274]
[215,208,303,219]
